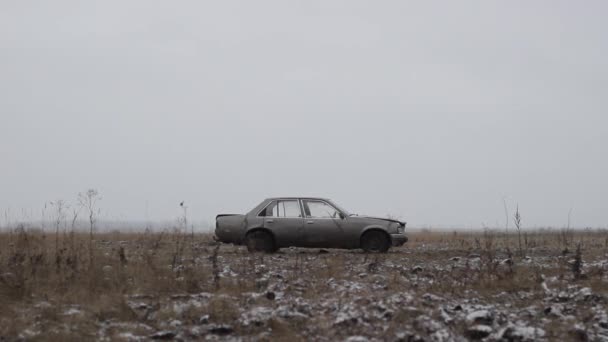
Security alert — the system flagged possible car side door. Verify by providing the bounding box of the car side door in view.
[301,199,348,248]
[261,200,304,247]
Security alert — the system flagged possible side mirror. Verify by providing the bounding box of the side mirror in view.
[339,212,345,220]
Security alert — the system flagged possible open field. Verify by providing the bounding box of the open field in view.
[1,228,607,341]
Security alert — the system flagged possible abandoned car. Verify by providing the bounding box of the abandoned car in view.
[215,197,407,253]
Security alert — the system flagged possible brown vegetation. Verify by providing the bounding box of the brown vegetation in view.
[0,227,607,341]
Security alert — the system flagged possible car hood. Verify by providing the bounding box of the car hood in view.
[349,215,406,227]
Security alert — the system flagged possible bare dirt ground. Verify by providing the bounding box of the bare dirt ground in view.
[1,228,607,341]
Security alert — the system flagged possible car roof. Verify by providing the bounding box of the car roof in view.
[266,197,330,201]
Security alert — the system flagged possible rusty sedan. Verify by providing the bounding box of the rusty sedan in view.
[215,197,407,253]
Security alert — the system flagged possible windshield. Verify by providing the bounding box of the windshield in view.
[326,199,351,216]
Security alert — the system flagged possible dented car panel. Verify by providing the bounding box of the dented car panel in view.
[215,197,408,252]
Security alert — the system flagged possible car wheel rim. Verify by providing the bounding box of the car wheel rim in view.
[247,237,259,251]
[366,234,383,252]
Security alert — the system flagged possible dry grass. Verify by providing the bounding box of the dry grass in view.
[0,227,607,340]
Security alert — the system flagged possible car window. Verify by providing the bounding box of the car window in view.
[303,200,340,218]
[260,200,302,218]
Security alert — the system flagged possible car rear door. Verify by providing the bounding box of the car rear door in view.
[301,199,347,248]
[261,200,304,247]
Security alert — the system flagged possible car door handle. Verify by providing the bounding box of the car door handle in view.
[266,220,274,223]
[306,221,314,224]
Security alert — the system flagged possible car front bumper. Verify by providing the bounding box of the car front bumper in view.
[390,233,408,247]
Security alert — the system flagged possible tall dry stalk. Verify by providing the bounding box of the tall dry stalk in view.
[514,205,523,257]
[560,208,574,249]
[70,207,79,232]
[41,202,47,232]
[503,197,509,249]
[78,189,101,268]
[179,201,193,239]
[5,208,13,250]
[573,243,583,280]
[50,200,67,259]
[170,202,189,272]
[211,243,221,290]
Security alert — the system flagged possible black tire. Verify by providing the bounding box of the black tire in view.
[245,230,277,253]
[361,230,390,253]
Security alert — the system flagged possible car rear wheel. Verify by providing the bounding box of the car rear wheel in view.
[361,230,390,253]
[245,230,277,253]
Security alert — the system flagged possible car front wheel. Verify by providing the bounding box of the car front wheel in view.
[361,230,390,253]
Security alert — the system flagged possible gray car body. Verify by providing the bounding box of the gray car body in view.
[215,197,408,250]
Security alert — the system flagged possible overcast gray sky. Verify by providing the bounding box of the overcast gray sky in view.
[1,1,607,229]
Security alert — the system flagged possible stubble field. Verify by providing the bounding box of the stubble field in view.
[1,228,607,341]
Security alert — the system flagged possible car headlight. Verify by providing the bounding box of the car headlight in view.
[397,222,406,233]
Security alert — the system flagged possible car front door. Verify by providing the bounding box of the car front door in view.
[301,199,347,248]
[261,200,304,247]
